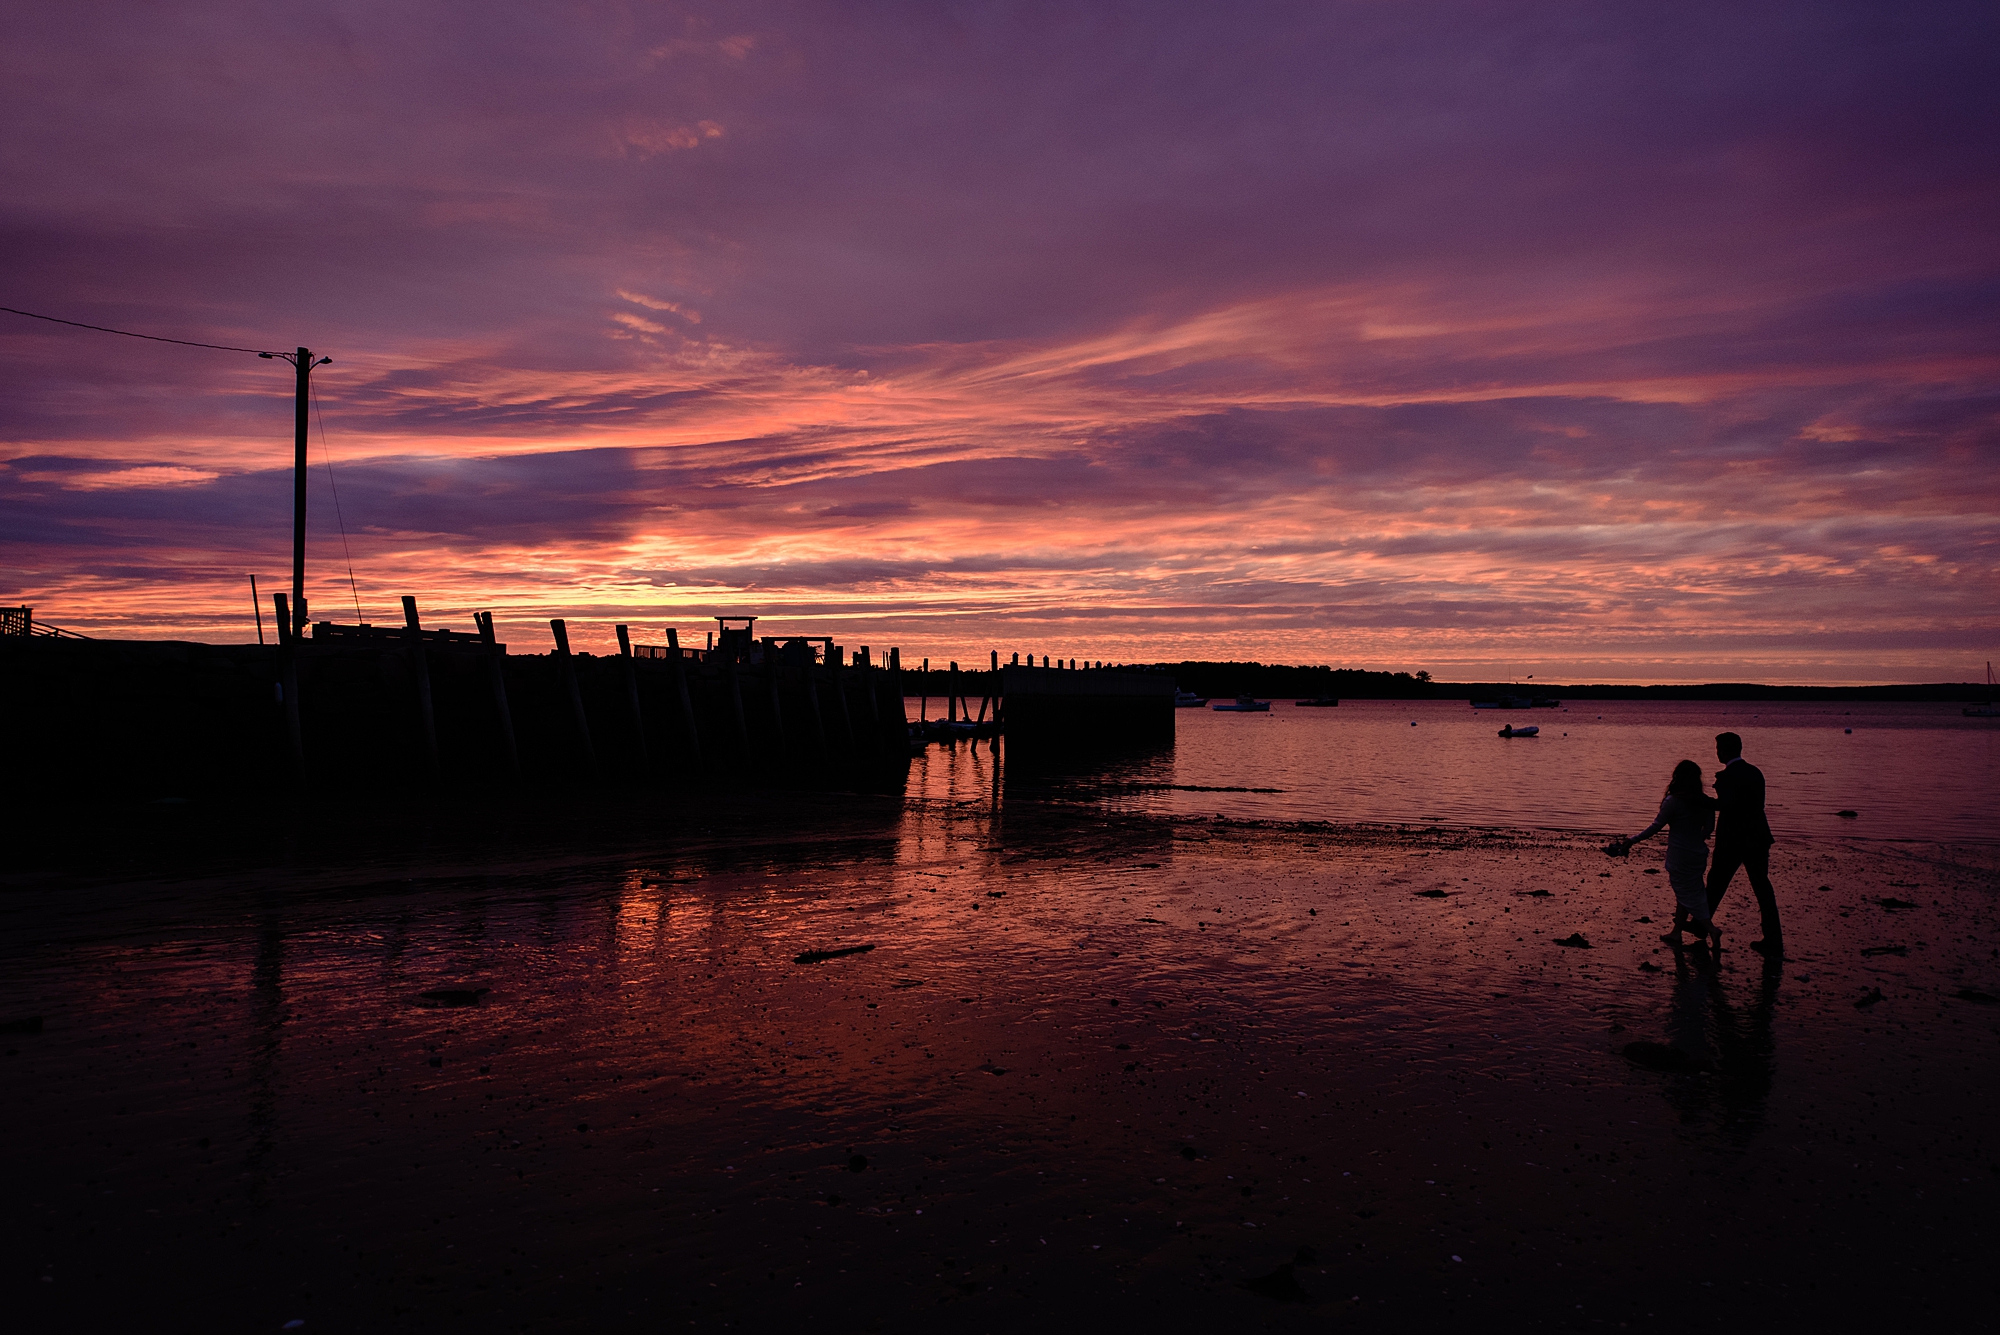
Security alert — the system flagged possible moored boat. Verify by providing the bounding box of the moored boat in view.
[1498,724,1540,737]
[1966,662,1998,717]
[1174,689,1209,707]
[1295,697,1339,707]
[1211,695,1271,712]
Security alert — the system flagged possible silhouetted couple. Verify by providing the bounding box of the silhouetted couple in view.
[1606,732,1782,956]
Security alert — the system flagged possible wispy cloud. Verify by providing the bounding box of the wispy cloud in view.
[1,1,1994,680]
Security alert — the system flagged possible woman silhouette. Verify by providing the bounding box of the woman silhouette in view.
[1607,760,1721,949]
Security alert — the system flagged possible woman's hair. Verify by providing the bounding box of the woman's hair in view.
[1666,759,1705,801]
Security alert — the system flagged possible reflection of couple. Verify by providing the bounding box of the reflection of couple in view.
[1662,935,1782,1140]
[1605,731,1783,956]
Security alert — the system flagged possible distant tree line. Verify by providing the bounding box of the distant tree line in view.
[1152,661,1434,699]
[901,659,1990,702]
[1160,665,1987,702]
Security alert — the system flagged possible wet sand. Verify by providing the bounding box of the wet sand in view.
[3,794,1997,1331]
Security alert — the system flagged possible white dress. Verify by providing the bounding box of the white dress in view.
[1632,794,1715,917]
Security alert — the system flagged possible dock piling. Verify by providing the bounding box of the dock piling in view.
[858,645,881,731]
[474,611,521,782]
[726,658,750,757]
[828,645,855,754]
[615,624,650,769]
[550,618,596,772]
[763,638,788,753]
[800,642,827,755]
[666,628,702,764]
[402,596,440,783]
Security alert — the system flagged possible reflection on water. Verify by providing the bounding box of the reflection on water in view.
[1661,949,1781,1145]
[907,696,1999,842]
[3,788,1994,1328]
[244,919,284,1202]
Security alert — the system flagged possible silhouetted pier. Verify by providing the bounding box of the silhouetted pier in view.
[1,605,1188,806]
[2,605,910,803]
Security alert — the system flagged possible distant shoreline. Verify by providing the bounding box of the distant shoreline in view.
[906,662,1994,703]
[1423,681,1992,703]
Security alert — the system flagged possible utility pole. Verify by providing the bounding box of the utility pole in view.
[261,346,331,637]
[293,346,310,637]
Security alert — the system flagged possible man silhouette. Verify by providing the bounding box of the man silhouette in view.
[1706,731,1781,955]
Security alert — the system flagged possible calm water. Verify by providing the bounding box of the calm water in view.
[7,726,1998,1327]
[907,697,1999,843]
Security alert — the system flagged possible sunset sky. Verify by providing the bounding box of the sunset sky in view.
[3,2,1995,681]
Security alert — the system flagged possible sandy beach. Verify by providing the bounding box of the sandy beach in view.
[3,792,1996,1331]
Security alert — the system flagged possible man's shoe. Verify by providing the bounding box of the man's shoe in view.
[1748,938,1782,957]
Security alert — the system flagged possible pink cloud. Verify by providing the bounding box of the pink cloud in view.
[1,1,1994,681]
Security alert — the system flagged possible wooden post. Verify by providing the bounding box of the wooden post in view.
[550,619,595,772]
[666,628,702,764]
[251,574,264,645]
[801,641,827,755]
[827,644,855,754]
[474,611,521,783]
[402,596,440,783]
[984,649,997,732]
[949,663,959,724]
[725,658,750,756]
[272,592,304,785]
[762,638,788,753]
[857,646,880,732]
[615,624,650,770]
[890,647,905,744]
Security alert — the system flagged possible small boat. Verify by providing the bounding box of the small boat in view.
[1498,724,1539,738]
[1472,695,1531,710]
[1174,689,1209,708]
[913,718,999,742]
[1966,662,1999,717]
[1294,697,1340,707]
[1530,697,1561,708]
[1211,695,1271,712]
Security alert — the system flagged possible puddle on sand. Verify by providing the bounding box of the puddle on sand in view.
[2,798,1996,1330]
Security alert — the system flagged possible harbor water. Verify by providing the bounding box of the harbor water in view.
[907,697,1999,844]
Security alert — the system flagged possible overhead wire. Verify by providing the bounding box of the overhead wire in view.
[310,377,366,622]
[9,301,376,624]
[0,304,278,356]
[5,301,372,621]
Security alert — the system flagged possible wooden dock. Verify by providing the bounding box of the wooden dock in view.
[998,661,1176,758]
[0,607,911,803]
[2,605,1191,806]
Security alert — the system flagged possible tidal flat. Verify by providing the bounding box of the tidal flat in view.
[2,794,1996,1331]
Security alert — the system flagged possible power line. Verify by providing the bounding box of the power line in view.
[0,304,277,356]
[310,376,366,623]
